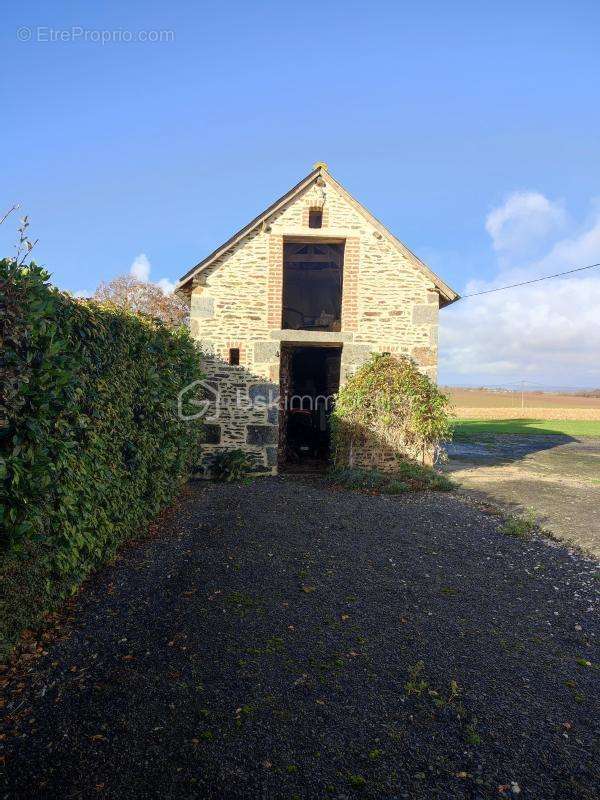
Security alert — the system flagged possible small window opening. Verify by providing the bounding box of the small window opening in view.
[308,208,323,228]
[229,348,240,366]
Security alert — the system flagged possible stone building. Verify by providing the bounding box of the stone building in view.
[176,163,458,474]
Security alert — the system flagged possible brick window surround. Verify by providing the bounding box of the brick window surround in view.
[268,234,359,332]
[301,206,330,227]
[221,341,247,365]
[340,236,359,331]
[267,234,284,328]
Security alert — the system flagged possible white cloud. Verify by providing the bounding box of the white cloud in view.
[130,252,151,281]
[485,191,566,257]
[440,197,600,388]
[155,276,177,294]
[129,253,176,294]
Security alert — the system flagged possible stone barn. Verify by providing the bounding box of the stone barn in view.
[176,163,459,474]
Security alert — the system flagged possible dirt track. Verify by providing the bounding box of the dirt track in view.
[447,388,600,411]
[453,407,600,420]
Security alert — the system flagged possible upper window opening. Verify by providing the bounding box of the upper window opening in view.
[281,241,344,332]
[229,347,240,366]
[308,209,323,228]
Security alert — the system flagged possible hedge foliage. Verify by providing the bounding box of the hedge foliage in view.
[0,260,202,653]
[330,353,452,467]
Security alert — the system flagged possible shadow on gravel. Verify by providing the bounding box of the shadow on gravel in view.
[448,424,574,466]
[444,432,600,556]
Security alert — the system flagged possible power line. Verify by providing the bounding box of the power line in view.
[459,261,600,298]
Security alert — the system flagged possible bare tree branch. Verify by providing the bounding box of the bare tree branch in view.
[0,204,20,227]
[92,274,189,328]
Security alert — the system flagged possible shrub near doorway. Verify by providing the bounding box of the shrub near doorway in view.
[0,260,203,656]
[330,353,452,472]
[329,463,453,494]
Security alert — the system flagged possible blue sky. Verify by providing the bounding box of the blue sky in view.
[3,1,600,386]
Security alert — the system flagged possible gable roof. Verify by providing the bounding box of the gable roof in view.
[176,164,459,306]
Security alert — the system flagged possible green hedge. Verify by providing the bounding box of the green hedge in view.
[0,260,202,654]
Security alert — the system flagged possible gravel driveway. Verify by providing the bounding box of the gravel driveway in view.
[2,477,598,799]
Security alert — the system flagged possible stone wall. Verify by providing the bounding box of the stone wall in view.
[187,174,441,474]
[332,428,435,472]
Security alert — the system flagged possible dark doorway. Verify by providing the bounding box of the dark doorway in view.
[279,345,341,471]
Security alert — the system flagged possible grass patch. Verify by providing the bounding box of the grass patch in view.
[404,661,429,696]
[453,419,600,438]
[465,721,482,746]
[501,509,537,539]
[329,462,453,494]
[223,591,258,615]
[347,774,367,789]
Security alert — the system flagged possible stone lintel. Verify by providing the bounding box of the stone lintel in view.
[270,329,353,343]
[253,341,280,363]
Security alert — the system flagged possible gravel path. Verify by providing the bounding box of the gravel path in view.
[2,477,599,799]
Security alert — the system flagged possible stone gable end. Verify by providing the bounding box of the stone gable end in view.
[185,173,444,474]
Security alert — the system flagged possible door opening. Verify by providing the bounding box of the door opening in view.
[279,345,341,471]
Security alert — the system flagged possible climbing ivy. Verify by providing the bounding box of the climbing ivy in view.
[330,353,452,467]
[0,259,202,652]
